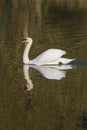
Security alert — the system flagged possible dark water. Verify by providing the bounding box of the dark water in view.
[0,1,87,130]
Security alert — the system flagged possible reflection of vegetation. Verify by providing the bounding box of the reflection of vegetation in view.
[0,0,87,68]
[0,0,87,61]
[0,1,87,130]
[1,0,87,9]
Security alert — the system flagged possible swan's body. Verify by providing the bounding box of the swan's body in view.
[22,37,75,65]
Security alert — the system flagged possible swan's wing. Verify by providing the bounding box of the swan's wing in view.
[32,49,66,64]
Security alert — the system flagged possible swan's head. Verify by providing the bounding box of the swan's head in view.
[22,37,33,44]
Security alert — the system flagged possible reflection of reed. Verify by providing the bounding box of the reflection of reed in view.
[1,0,87,11]
[56,0,87,8]
[23,0,29,38]
[5,0,87,9]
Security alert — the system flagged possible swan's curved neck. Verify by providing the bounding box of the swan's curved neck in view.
[23,39,32,64]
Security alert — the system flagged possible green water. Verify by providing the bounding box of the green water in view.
[0,1,87,130]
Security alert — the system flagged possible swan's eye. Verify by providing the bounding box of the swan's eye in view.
[21,39,26,44]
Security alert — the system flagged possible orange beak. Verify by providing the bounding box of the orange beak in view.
[21,39,26,44]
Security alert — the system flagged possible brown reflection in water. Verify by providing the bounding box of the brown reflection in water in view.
[0,1,87,130]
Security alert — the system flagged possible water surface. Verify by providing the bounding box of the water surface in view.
[0,1,87,130]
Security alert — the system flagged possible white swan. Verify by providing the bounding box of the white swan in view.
[22,37,75,65]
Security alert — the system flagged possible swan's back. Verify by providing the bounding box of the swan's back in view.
[31,49,66,65]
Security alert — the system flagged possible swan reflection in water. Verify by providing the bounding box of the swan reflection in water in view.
[23,64,75,91]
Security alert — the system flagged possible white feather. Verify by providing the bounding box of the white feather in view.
[23,37,75,65]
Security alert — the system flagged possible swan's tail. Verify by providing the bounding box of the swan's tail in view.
[58,58,76,64]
